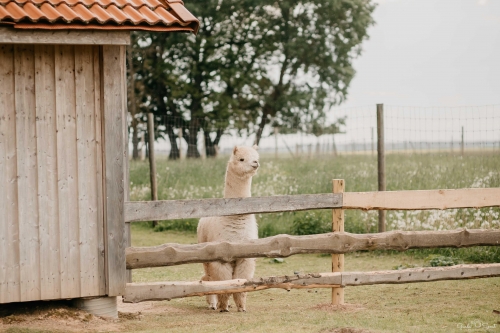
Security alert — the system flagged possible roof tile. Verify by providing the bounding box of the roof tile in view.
[72,3,94,21]
[22,2,45,20]
[121,4,143,23]
[0,0,199,32]
[88,2,111,22]
[39,2,60,20]
[153,6,177,24]
[5,2,25,20]
[137,5,160,24]
[54,3,79,21]
[104,3,128,23]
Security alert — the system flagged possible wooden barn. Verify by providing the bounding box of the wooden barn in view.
[0,0,198,316]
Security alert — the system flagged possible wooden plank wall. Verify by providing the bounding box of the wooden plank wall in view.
[0,44,21,303]
[0,44,107,303]
[102,45,127,296]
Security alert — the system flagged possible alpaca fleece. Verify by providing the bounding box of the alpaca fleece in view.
[197,145,260,312]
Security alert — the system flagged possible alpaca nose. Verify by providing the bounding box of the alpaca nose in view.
[252,161,259,169]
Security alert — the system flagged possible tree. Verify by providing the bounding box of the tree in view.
[131,0,269,158]
[250,0,375,145]
[129,0,375,156]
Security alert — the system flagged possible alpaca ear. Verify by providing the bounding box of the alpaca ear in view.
[252,144,258,151]
[233,146,239,155]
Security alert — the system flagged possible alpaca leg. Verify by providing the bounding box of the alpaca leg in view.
[232,258,256,312]
[201,264,217,310]
[207,261,233,312]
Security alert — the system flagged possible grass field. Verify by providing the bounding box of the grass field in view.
[126,226,500,333]
[123,152,500,332]
[129,152,500,261]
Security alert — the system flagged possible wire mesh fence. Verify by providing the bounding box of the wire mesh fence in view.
[127,104,500,238]
[128,104,500,158]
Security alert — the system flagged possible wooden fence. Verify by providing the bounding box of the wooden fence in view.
[122,186,500,304]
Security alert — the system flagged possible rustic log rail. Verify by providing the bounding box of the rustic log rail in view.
[126,228,500,269]
[125,193,342,222]
[124,188,500,222]
[124,186,500,305]
[123,263,500,303]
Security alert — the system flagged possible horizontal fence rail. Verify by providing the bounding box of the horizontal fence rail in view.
[126,228,500,269]
[125,193,342,222]
[343,188,500,210]
[124,188,500,222]
[123,263,500,303]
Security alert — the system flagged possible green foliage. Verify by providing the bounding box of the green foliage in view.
[129,0,376,155]
[393,263,419,270]
[154,219,199,233]
[427,255,462,267]
[291,211,331,235]
[269,258,285,264]
[407,247,500,264]
[129,152,500,263]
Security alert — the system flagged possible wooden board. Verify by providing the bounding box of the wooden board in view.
[341,263,500,286]
[34,44,61,300]
[124,193,343,222]
[0,28,130,45]
[123,264,500,303]
[93,45,106,295]
[123,273,341,303]
[55,45,81,298]
[0,44,21,303]
[331,179,344,304]
[123,49,131,283]
[343,188,500,210]
[1,43,108,303]
[75,45,101,297]
[14,44,41,301]
[102,45,127,296]
[126,228,500,269]
[125,187,500,222]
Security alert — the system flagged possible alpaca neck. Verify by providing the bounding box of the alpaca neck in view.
[224,170,252,198]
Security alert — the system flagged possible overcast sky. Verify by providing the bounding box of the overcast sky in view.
[340,0,500,108]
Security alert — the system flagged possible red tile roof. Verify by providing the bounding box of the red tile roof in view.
[0,0,199,33]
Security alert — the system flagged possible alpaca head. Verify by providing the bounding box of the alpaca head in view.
[228,145,260,178]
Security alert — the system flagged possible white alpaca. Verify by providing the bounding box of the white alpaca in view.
[197,145,260,312]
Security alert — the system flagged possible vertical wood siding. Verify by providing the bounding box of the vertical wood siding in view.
[93,46,106,296]
[0,44,21,304]
[34,44,60,300]
[0,44,106,303]
[14,44,41,302]
[102,45,126,296]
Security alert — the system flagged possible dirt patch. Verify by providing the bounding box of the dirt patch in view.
[313,303,366,313]
[320,328,374,333]
[117,297,187,315]
[0,300,121,333]
[0,297,196,333]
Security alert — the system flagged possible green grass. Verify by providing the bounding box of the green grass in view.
[127,225,500,333]
[129,152,500,262]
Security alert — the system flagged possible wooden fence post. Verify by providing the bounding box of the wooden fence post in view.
[147,112,158,227]
[332,179,344,305]
[377,104,386,232]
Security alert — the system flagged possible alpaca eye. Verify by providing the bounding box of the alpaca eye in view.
[240,158,244,162]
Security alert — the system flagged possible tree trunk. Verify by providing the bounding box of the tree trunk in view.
[131,118,139,160]
[127,45,140,160]
[205,128,223,157]
[255,107,271,146]
[186,119,201,158]
[167,125,180,160]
